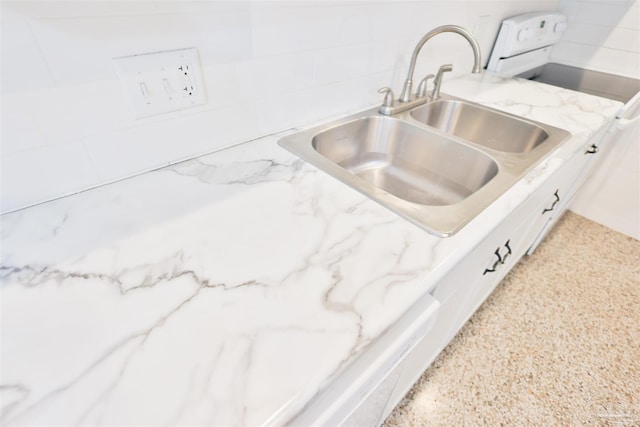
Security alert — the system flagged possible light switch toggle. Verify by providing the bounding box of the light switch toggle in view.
[162,78,172,95]
[554,22,567,33]
[139,82,150,97]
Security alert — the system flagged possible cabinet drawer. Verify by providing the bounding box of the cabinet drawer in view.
[430,192,542,304]
[526,138,604,254]
[450,210,539,331]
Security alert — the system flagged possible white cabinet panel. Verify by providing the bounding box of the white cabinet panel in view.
[528,129,611,254]
[295,293,440,427]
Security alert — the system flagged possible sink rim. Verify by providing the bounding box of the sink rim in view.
[278,94,571,237]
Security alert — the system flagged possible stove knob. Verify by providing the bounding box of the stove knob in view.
[517,28,531,41]
[554,22,568,33]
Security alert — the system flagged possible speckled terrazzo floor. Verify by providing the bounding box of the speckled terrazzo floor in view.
[383,212,640,427]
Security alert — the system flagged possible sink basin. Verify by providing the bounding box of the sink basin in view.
[278,97,570,237]
[312,116,498,206]
[410,99,548,153]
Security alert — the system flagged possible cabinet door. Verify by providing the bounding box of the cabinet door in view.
[522,188,560,253]
[526,138,605,254]
[453,212,538,328]
[569,122,616,195]
[428,203,540,345]
[525,187,565,255]
[353,133,615,426]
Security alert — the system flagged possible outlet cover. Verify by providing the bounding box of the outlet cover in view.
[114,47,207,119]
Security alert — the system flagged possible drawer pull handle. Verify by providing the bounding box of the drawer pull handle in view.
[501,240,512,264]
[585,144,599,154]
[483,249,502,275]
[483,239,513,275]
[542,190,560,214]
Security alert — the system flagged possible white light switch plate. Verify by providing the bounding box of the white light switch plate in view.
[114,48,207,118]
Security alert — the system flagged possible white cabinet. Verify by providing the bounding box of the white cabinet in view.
[346,190,543,426]
[355,133,612,427]
[293,293,440,427]
[528,127,612,254]
[433,198,542,340]
[375,292,472,420]
[305,129,612,427]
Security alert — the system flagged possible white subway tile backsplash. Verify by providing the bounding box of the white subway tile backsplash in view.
[151,1,249,16]
[84,103,259,183]
[1,94,47,154]
[551,41,640,77]
[0,20,55,93]
[553,0,640,77]
[188,9,253,65]
[5,0,581,212]
[560,1,639,29]
[370,38,411,75]
[313,45,372,86]
[1,1,156,20]
[251,5,371,57]
[368,3,461,42]
[603,27,640,53]
[28,8,252,86]
[201,61,256,109]
[255,87,331,136]
[255,77,374,136]
[1,142,100,212]
[249,52,316,99]
[24,83,115,146]
[70,80,135,138]
[4,80,132,154]
[561,22,640,53]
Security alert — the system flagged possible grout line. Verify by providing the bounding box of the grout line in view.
[25,20,58,86]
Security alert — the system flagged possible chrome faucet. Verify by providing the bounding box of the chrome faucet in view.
[399,25,482,103]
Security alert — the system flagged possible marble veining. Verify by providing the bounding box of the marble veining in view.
[0,73,622,426]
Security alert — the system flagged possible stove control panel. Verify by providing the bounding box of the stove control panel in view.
[490,12,567,59]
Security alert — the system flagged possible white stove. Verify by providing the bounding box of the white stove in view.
[487,12,568,77]
[487,11,639,243]
[487,11,639,121]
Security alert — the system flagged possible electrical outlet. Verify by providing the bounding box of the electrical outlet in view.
[177,65,195,97]
[114,48,207,119]
[177,64,190,78]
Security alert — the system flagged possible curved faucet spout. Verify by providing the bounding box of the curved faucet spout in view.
[399,25,482,102]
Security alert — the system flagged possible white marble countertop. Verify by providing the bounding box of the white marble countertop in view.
[0,73,622,426]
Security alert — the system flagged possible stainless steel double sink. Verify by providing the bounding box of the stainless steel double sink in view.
[279,95,570,237]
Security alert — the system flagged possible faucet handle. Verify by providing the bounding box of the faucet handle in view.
[416,74,435,98]
[435,64,453,79]
[378,87,394,108]
[432,64,453,100]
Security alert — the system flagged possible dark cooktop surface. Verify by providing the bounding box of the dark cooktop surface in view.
[517,63,640,104]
